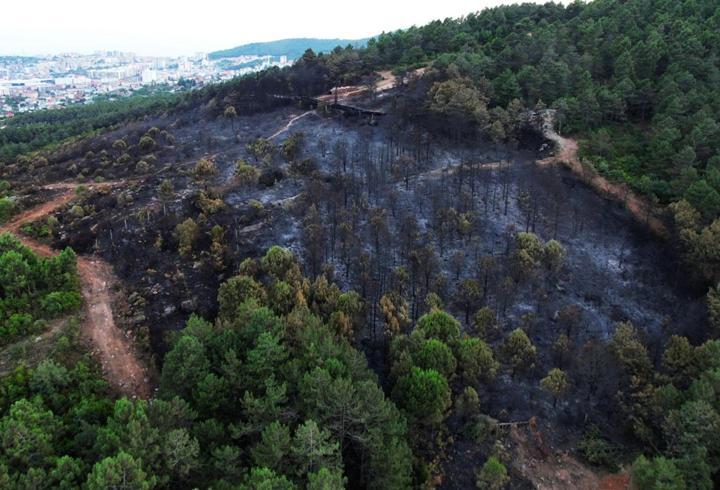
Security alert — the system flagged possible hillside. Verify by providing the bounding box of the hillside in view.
[208,37,368,60]
[0,0,719,489]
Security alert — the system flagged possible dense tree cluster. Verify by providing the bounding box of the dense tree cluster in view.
[0,232,80,346]
[364,1,720,208]
[608,324,720,489]
[0,246,413,488]
[0,93,178,162]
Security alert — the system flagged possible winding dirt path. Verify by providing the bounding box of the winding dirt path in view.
[267,110,316,140]
[0,182,151,399]
[539,120,668,238]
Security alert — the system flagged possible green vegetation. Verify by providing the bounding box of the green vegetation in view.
[208,37,368,61]
[0,181,16,224]
[0,92,178,162]
[2,1,720,486]
[475,456,510,490]
[0,246,413,488]
[362,1,720,208]
[603,320,720,488]
[0,233,80,346]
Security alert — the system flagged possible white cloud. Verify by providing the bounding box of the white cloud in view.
[0,0,569,56]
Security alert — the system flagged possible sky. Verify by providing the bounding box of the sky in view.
[0,0,568,57]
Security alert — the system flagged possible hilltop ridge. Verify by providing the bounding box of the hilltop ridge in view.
[209,37,368,60]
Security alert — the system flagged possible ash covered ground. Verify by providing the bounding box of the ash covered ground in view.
[4,95,705,488]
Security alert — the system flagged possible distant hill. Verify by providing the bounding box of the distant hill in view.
[208,37,368,61]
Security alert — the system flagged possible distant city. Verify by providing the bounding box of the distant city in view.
[0,51,293,118]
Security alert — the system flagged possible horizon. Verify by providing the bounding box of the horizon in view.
[0,0,569,57]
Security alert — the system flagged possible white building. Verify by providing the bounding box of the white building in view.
[141,69,158,84]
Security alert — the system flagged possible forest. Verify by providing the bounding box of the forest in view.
[0,0,719,489]
[0,92,179,162]
[0,247,411,488]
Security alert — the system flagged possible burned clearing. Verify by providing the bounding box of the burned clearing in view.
[1,88,704,487]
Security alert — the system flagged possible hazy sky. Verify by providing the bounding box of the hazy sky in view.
[0,0,567,57]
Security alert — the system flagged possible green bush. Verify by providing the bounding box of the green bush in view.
[475,456,510,490]
[0,232,81,346]
[578,426,619,471]
[41,291,82,317]
[138,135,155,152]
[0,197,16,223]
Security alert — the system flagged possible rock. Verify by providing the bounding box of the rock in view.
[181,298,197,312]
[163,305,176,316]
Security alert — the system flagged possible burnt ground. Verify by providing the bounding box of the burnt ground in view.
[2,92,706,488]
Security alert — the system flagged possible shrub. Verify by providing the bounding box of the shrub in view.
[475,456,510,490]
[117,153,132,165]
[70,205,85,218]
[246,137,275,162]
[258,168,284,187]
[41,291,82,317]
[0,197,17,223]
[578,426,619,470]
[235,160,259,186]
[289,157,317,176]
[193,157,217,178]
[138,135,155,152]
[135,160,150,173]
[195,191,224,215]
[175,218,199,257]
[281,132,304,161]
[465,414,498,444]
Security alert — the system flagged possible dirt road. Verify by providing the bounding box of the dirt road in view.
[0,182,151,399]
[315,68,425,104]
[539,121,668,238]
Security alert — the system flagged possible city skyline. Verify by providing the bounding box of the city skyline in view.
[0,0,567,57]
